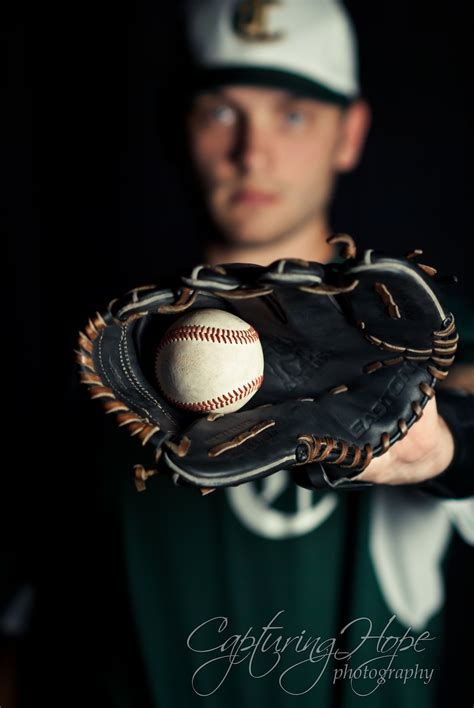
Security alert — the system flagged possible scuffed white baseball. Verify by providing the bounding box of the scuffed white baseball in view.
[155,308,264,414]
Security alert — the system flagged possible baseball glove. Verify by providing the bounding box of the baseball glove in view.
[76,235,458,493]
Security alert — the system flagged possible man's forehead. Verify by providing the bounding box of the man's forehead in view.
[193,85,324,105]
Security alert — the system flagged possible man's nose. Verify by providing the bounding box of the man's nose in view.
[231,118,271,173]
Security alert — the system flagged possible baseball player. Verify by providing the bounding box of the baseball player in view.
[21,2,474,707]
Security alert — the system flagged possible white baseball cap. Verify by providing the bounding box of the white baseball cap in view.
[185,0,360,106]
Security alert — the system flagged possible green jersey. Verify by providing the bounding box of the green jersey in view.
[70,294,472,708]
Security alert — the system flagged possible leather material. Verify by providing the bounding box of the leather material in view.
[77,245,457,490]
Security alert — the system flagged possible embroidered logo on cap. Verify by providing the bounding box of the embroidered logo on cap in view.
[232,0,285,42]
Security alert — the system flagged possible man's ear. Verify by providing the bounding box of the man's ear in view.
[334,99,371,172]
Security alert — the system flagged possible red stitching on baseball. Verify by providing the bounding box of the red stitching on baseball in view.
[159,324,259,349]
[166,375,264,412]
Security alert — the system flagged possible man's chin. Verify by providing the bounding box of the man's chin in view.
[221,231,283,248]
[217,219,292,248]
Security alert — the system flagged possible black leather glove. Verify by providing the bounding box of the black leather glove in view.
[77,235,457,492]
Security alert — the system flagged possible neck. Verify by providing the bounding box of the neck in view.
[204,217,335,267]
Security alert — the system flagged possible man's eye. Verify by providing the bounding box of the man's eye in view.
[284,110,306,126]
[209,105,236,125]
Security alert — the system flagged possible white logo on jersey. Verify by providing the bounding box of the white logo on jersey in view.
[226,470,338,539]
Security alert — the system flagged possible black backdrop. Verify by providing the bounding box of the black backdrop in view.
[39,3,473,367]
[12,2,468,390]
[17,3,471,368]
[6,2,474,704]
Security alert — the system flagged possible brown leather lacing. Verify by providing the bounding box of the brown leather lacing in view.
[76,312,163,484]
[164,436,191,458]
[406,249,424,260]
[124,283,157,298]
[122,311,149,324]
[295,414,414,472]
[360,316,458,373]
[207,420,276,458]
[327,233,357,259]
[290,233,358,295]
[295,434,374,471]
[181,265,274,300]
[418,264,438,276]
[214,286,274,299]
[374,282,401,319]
[329,384,348,395]
[296,277,458,472]
[406,249,438,276]
[158,287,198,314]
[133,464,159,492]
[76,285,267,494]
[299,280,359,295]
[78,251,459,485]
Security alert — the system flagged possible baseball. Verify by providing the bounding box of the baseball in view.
[155,309,264,415]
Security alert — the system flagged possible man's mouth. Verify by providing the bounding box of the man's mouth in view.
[230,188,279,205]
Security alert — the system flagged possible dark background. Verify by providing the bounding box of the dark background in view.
[5,2,474,704]
[41,2,474,379]
[11,2,473,385]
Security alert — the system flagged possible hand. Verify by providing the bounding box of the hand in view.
[352,398,454,486]
[79,242,458,492]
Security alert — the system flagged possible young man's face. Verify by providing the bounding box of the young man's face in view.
[187,86,367,246]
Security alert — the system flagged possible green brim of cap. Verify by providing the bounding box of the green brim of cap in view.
[189,66,354,107]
